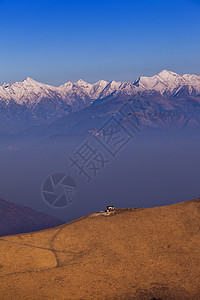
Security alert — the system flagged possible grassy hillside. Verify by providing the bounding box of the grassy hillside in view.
[0,199,200,299]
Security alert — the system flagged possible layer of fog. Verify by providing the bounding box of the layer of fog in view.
[0,132,199,223]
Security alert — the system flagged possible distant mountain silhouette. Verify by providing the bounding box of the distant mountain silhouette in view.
[0,198,63,236]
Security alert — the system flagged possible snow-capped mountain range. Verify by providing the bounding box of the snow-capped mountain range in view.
[0,77,108,109]
[0,70,200,135]
[1,70,200,108]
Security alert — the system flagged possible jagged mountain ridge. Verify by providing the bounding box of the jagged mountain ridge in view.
[134,70,200,96]
[0,70,200,135]
[1,70,200,108]
[0,77,109,109]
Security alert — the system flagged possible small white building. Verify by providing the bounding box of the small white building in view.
[106,206,115,212]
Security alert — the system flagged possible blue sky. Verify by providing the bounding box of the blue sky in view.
[0,0,200,85]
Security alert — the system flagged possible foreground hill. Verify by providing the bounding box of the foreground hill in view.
[0,198,63,236]
[0,199,200,299]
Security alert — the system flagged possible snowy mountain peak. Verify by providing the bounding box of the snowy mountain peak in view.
[136,70,193,94]
[76,79,91,86]
[59,81,73,88]
[94,80,108,86]
[158,70,179,78]
[24,76,36,82]
[109,80,122,89]
[20,77,44,87]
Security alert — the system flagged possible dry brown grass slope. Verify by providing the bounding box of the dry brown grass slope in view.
[1,199,200,299]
